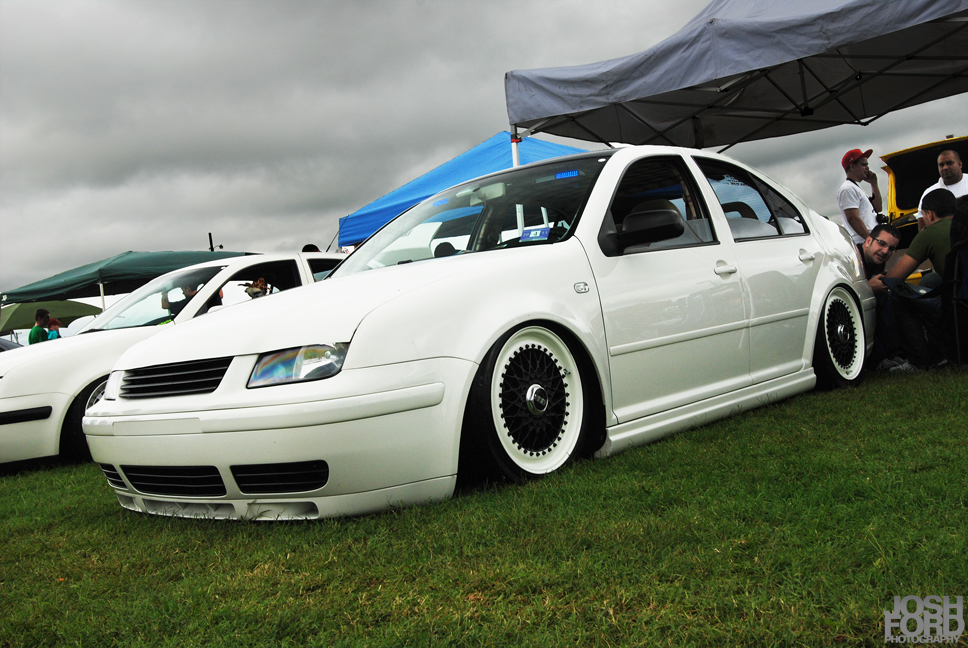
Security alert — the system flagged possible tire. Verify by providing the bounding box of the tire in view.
[460,325,598,483]
[59,377,107,463]
[813,287,865,390]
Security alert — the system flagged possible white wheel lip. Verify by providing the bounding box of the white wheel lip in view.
[490,326,584,475]
[823,287,864,381]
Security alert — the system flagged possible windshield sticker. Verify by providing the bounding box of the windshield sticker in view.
[521,227,550,242]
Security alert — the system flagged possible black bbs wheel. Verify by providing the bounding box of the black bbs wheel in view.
[461,325,596,483]
[813,287,865,390]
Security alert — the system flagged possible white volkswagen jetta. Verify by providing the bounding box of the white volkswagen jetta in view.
[84,146,874,520]
[0,252,343,465]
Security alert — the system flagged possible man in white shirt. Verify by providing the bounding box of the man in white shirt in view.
[836,148,883,247]
[916,150,967,230]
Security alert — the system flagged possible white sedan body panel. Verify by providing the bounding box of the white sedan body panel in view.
[0,252,342,464]
[83,146,874,519]
[589,242,751,423]
[0,328,157,463]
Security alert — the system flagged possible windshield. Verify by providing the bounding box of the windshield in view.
[334,155,610,276]
[81,265,224,332]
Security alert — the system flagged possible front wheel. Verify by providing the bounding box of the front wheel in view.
[813,287,865,390]
[60,377,107,462]
[461,325,595,483]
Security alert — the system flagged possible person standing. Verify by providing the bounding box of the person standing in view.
[28,308,51,345]
[916,150,967,230]
[837,148,883,248]
[47,318,62,340]
[920,150,967,206]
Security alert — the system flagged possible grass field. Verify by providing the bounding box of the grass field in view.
[1,369,966,647]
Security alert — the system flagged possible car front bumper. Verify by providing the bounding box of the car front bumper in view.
[83,357,477,520]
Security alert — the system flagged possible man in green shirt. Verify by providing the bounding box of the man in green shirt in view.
[884,189,956,369]
[28,308,51,345]
[886,188,955,286]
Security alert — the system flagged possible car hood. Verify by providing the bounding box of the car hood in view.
[0,327,161,378]
[113,253,499,370]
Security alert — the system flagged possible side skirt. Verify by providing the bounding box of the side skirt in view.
[596,370,816,458]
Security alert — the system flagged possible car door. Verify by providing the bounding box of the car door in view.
[587,154,751,423]
[692,157,823,383]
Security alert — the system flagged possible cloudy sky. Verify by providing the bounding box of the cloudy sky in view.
[1,0,965,294]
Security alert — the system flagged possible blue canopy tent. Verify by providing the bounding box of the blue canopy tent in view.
[338,132,585,248]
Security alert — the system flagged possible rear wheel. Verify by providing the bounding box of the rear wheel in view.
[813,287,865,389]
[60,377,107,463]
[461,325,595,483]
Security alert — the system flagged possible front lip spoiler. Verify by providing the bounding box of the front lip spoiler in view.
[0,406,53,426]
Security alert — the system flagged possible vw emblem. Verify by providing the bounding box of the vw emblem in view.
[525,384,549,416]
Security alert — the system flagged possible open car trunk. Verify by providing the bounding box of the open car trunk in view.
[880,135,967,249]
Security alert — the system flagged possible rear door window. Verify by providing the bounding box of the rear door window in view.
[694,158,808,240]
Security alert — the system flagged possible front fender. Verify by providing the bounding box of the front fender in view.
[347,241,612,410]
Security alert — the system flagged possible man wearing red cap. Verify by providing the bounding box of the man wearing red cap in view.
[836,148,883,248]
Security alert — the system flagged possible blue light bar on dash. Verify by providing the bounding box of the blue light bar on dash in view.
[556,170,579,179]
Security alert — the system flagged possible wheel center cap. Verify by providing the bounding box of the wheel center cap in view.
[836,323,852,345]
[525,384,549,417]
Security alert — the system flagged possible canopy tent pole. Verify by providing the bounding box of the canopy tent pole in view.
[99,282,106,311]
[511,128,521,167]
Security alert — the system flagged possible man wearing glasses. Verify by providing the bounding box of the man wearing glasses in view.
[861,224,902,370]
[863,224,901,292]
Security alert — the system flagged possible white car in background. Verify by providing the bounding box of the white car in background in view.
[0,252,344,465]
[85,146,874,520]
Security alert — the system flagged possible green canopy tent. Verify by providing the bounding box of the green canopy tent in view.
[0,250,251,309]
[0,300,103,335]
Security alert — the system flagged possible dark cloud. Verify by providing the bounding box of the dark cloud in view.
[1,0,963,292]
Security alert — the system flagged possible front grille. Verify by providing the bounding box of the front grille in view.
[120,465,226,497]
[120,357,233,399]
[98,464,126,489]
[231,460,329,494]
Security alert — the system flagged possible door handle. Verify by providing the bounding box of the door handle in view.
[714,263,738,276]
[798,250,816,262]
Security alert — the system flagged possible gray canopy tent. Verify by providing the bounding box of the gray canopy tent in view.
[505,0,968,151]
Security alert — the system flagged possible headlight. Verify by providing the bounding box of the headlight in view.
[103,370,123,400]
[247,344,348,388]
